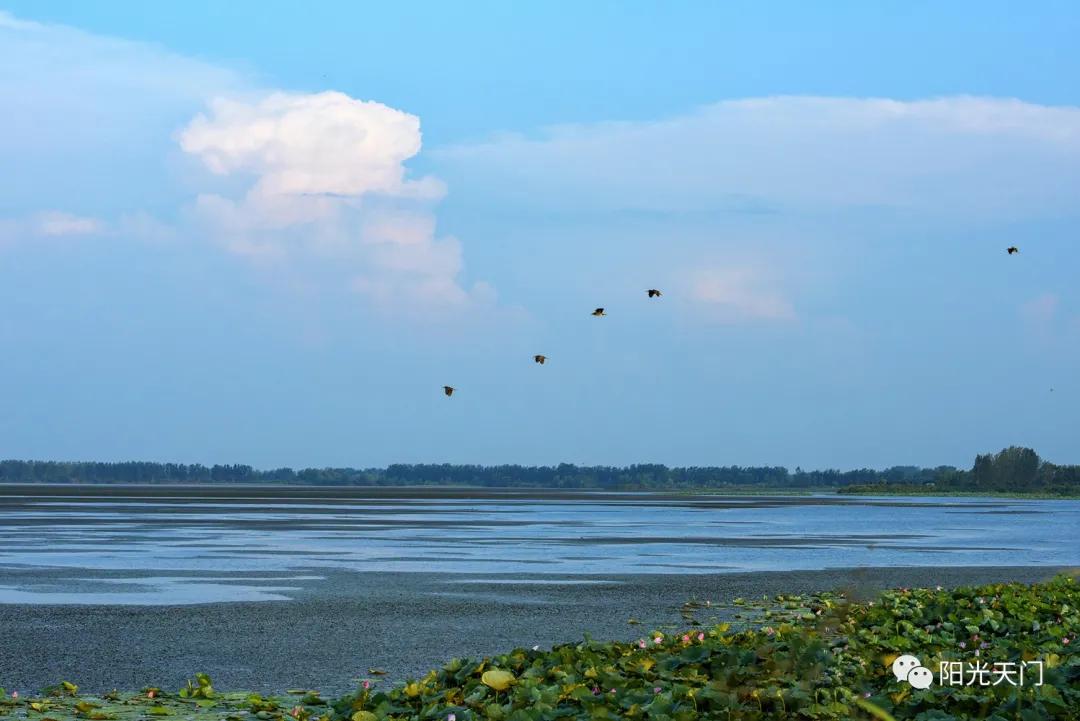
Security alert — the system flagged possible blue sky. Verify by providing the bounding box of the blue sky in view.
[1,2,1078,471]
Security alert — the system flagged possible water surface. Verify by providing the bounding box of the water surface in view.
[1,485,1076,604]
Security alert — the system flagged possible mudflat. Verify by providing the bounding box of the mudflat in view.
[0,565,1070,696]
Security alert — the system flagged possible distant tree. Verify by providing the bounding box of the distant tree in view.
[0,447,1075,494]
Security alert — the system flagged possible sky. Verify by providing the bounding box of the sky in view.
[1,1,1078,471]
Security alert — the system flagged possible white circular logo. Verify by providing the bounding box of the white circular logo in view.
[907,666,933,690]
[891,655,921,682]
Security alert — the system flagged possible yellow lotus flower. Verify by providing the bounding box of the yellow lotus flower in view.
[481,669,516,692]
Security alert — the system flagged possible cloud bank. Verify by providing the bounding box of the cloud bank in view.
[438,96,1080,219]
[435,95,1080,323]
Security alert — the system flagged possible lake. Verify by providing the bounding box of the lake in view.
[1,485,1077,604]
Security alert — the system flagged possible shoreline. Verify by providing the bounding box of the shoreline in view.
[4,482,1076,501]
[0,565,1072,696]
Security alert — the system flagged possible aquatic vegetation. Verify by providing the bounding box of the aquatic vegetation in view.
[179,674,215,700]
[2,575,1077,720]
[327,574,1080,720]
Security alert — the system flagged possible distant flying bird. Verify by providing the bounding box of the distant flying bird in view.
[647,289,662,298]
[1007,246,1019,255]
[443,386,455,397]
[534,355,547,365]
[592,308,606,316]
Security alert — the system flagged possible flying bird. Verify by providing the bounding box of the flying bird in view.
[592,308,606,316]
[443,386,455,397]
[1007,246,1019,255]
[647,289,662,298]
[534,355,547,365]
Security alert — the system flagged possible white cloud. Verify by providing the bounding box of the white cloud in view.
[0,210,106,244]
[1021,293,1059,322]
[1,11,488,315]
[180,92,444,199]
[179,91,488,312]
[437,96,1080,219]
[0,10,33,29]
[1020,292,1061,339]
[34,211,104,237]
[0,9,244,239]
[0,10,242,153]
[690,266,796,323]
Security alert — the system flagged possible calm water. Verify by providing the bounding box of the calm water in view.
[0,486,1077,604]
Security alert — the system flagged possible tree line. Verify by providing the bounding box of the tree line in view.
[0,447,1076,494]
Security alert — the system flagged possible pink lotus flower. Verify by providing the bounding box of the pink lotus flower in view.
[609,689,616,694]
[681,634,690,643]
[1064,638,1071,645]
[448,715,456,721]
[638,639,647,649]
[290,706,302,719]
[653,687,662,694]
[362,680,371,690]
[592,686,600,695]
[697,632,705,641]
[11,692,17,699]
[653,636,663,645]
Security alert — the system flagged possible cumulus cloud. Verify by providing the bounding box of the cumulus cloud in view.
[180,92,444,199]
[179,91,487,312]
[436,96,1080,219]
[3,11,485,315]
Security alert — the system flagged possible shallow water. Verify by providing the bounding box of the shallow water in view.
[0,486,1076,604]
